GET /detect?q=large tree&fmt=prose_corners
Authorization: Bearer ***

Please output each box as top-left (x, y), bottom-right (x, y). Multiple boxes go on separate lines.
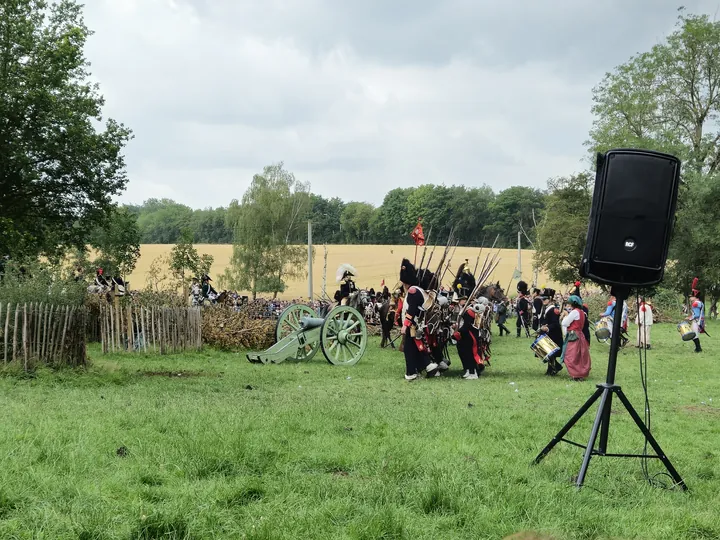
top-left (89, 206), bottom-right (141, 280)
top-left (586, 11), bottom-right (720, 296)
top-left (0, 0), bottom-right (132, 259)
top-left (484, 186), bottom-right (546, 248)
top-left (340, 202), bottom-right (375, 243)
top-left (222, 163), bottom-right (311, 299)
top-left (534, 173), bottom-right (593, 285)
top-left (136, 199), bottom-right (194, 243)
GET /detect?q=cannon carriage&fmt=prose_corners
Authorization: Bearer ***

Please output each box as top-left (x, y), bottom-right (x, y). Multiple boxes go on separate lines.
top-left (246, 304), bottom-right (368, 366)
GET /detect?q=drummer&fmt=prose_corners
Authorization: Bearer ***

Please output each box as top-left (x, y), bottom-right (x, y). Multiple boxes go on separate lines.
top-left (538, 288), bottom-right (563, 376)
top-left (688, 292), bottom-right (705, 353)
top-left (600, 296), bottom-right (629, 347)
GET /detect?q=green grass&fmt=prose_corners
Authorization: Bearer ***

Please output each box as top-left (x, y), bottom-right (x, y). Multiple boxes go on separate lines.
top-left (0, 322), bottom-right (718, 540)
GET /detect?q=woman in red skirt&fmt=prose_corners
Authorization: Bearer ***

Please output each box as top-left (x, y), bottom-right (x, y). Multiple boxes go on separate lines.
top-left (561, 295), bottom-right (592, 381)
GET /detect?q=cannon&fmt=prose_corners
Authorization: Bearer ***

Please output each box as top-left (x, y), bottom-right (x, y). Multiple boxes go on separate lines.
top-left (246, 304), bottom-right (368, 366)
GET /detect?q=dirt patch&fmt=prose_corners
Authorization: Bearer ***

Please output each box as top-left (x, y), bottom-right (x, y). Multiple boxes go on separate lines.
top-left (504, 532), bottom-right (556, 540)
top-left (138, 370), bottom-right (206, 378)
top-left (681, 405), bottom-right (720, 415)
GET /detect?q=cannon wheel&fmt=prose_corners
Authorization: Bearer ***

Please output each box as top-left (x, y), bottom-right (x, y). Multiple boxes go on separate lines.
top-left (275, 304), bottom-right (320, 361)
top-left (320, 306), bottom-right (367, 366)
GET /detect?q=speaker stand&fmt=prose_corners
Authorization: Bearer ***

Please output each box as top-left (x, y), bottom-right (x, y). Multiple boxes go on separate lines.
top-left (533, 286), bottom-right (687, 491)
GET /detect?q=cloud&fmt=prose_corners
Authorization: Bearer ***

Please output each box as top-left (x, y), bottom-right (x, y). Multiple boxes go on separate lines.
top-left (82, 0), bottom-right (720, 209)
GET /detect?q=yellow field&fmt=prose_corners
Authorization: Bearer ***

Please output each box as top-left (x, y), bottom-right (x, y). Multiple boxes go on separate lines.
top-left (128, 245), bottom-right (564, 300)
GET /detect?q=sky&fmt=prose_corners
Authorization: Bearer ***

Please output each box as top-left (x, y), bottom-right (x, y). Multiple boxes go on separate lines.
top-left (82, 0), bottom-right (720, 210)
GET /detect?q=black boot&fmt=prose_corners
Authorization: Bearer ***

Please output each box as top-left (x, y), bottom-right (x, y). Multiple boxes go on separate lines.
top-left (693, 338), bottom-right (702, 353)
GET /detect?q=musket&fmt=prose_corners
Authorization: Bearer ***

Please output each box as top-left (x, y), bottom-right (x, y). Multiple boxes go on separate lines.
top-left (440, 239), bottom-right (460, 285)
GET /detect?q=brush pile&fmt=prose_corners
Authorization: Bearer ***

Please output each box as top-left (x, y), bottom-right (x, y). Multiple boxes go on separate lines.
top-left (202, 305), bottom-right (275, 350)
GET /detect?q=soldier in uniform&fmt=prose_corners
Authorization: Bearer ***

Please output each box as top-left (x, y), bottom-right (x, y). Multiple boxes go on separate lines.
top-left (95, 268), bottom-right (109, 289)
top-left (452, 302), bottom-right (484, 380)
top-left (538, 288), bottom-right (563, 376)
top-left (201, 274), bottom-right (217, 302)
top-left (688, 287), bottom-right (705, 353)
top-left (336, 264), bottom-right (358, 305)
top-left (531, 288), bottom-right (543, 331)
top-left (515, 281), bottom-right (532, 337)
top-left (399, 258), bottom-right (439, 381)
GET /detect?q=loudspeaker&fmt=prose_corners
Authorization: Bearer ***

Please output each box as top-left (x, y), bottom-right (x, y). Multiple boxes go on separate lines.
top-left (580, 148), bottom-right (681, 287)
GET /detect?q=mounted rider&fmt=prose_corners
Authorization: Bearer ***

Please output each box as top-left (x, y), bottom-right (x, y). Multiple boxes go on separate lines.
top-left (335, 264), bottom-right (358, 306)
top-left (201, 274), bottom-right (217, 303)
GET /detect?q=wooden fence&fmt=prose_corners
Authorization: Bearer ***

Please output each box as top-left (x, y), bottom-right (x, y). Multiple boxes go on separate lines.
top-left (99, 304), bottom-right (202, 354)
top-left (0, 302), bottom-right (87, 369)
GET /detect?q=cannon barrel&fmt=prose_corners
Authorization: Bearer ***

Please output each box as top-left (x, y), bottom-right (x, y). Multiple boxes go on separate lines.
top-left (299, 316), bottom-right (325, 330)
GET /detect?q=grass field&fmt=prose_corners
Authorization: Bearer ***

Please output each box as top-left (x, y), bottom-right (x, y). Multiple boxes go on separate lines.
top-left (128, 245), bottom-right (561, 300)
top-left (1, 322), bottom-right (718, 539)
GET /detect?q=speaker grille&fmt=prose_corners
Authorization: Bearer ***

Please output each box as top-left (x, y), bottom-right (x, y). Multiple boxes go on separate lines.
top-left (581, 149), bottom-right (680, 287)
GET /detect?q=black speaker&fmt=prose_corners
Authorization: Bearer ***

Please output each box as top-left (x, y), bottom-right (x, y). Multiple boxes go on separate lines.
top-left (580, 148), bottom-right (681, 287)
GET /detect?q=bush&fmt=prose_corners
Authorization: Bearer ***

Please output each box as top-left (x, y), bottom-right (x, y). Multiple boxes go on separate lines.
top-left (0, 260), bottom-right (86, 305)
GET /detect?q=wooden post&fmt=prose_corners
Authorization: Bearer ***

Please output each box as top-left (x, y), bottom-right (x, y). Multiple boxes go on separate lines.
top-left (4, 303), bottom-right (10, 363)
top-left (151, 307), bottom-right (156, 352)
top-left (12, 304), bottom-right (19, 362)
top-left (23, 304), bottom-right (28, 371)
top-left (34, 303), bottom-right (41, 360)
top-left (142, 307), bottom-right (148, 353)
top-left (59, 306), bottom-right (70, 363)
top-left (126, 304), bottom-right (133, 352)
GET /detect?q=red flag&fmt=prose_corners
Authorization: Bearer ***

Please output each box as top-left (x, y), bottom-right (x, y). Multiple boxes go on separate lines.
top-left (381, 279), bottom-right (385, 287)
top-left (411, 219), bottom-right (425, 246)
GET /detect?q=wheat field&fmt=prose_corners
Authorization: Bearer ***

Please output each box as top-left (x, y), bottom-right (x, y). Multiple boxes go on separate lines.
top-left (130, 244), bottom-right (564, 299)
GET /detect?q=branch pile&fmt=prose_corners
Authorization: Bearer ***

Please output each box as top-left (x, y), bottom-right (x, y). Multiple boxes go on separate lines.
top-left (202, 305), bottom-right (275, 350)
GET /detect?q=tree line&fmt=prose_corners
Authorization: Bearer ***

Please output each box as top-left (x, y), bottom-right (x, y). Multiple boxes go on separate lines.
top-left (127, 183), bottom-right (546, 249)
top-left (3, 1), bottom-right (719, 303)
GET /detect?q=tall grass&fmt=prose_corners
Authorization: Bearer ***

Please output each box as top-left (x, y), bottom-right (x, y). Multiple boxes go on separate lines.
top-left (0, 323), bottom-right (717, 539)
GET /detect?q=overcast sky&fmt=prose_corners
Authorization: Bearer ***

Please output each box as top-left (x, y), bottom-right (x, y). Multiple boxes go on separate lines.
top-left (83, 0), bottom-right (720, 209)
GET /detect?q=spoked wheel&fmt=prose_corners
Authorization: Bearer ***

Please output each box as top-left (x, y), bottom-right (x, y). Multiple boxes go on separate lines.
top-left (320, 306), bottom-right (367, 366)
top-left (275, 304), bottom-right (320, 361)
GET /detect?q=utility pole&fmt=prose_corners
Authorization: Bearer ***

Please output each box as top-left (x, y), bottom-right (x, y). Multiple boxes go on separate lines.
top-left (517, 230), bottom-right (522, 277)
top-left (308, 220), bottom-right (313, 300)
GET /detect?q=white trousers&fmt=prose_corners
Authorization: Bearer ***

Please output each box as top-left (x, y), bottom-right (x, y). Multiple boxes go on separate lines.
top-left (636, 324), bottom-right (651, 347)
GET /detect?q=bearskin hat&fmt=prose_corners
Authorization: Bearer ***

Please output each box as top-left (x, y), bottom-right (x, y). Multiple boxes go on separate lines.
top-left (517, 280), bottom-right (529, 295)
top-left (418, 269), bottom-right (438, 291)
top-left (399, 258), bottom-right (418, 286)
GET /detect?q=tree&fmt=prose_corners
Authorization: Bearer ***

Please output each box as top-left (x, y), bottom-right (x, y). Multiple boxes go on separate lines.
top-left (665, 171), bottom-right (720, 301)
top-left (168, 229), bottom-right (214, 293)
top-left (372, 188), bottom-right (414, 244)
top-left (306, 194), bottom-right (345, 244)
top-left (534, 173), bottom-right (594, 284)
top-left (0, 0), bottom-right (132, 259)
top-left (340, 202), bottom-right (375, 243)
top-left (585, 11), bottom-right (720, 295)
top-left (587, 12), bottom-right (720, 174)
top-left (136, 199), bottom-right (194, 243)
top-left (222, 163), bottom-right (311, 299)
top-left (484, 186), bottom-right (546, 248)
top-left (89, 206), bottom-right (141, 279)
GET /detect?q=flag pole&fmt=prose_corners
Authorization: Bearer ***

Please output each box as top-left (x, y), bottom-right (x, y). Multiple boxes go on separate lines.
top-left (414, 244), bottom-right (418, 265)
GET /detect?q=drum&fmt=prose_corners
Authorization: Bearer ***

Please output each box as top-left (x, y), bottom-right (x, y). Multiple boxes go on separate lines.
top-left (595, 316), bottom-right (612, 340)
top-left (531, 334), bottom-right (560, 361)
top-left (677, 321), bottom-right (696, 341)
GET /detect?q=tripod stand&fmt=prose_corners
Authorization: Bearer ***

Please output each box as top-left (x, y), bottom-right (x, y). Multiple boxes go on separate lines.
top-left (533, 286), bottom-right (687, 491)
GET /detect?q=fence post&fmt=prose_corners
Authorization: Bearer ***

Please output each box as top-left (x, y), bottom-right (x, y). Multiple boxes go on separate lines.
top-left (3, 303), bottom-right (9, 363)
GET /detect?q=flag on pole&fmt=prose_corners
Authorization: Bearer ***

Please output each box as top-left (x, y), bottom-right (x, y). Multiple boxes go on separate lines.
top-left (411, 219), bottom-right (425, 246)
top-left (381, 279), bottom-right (385, 287)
